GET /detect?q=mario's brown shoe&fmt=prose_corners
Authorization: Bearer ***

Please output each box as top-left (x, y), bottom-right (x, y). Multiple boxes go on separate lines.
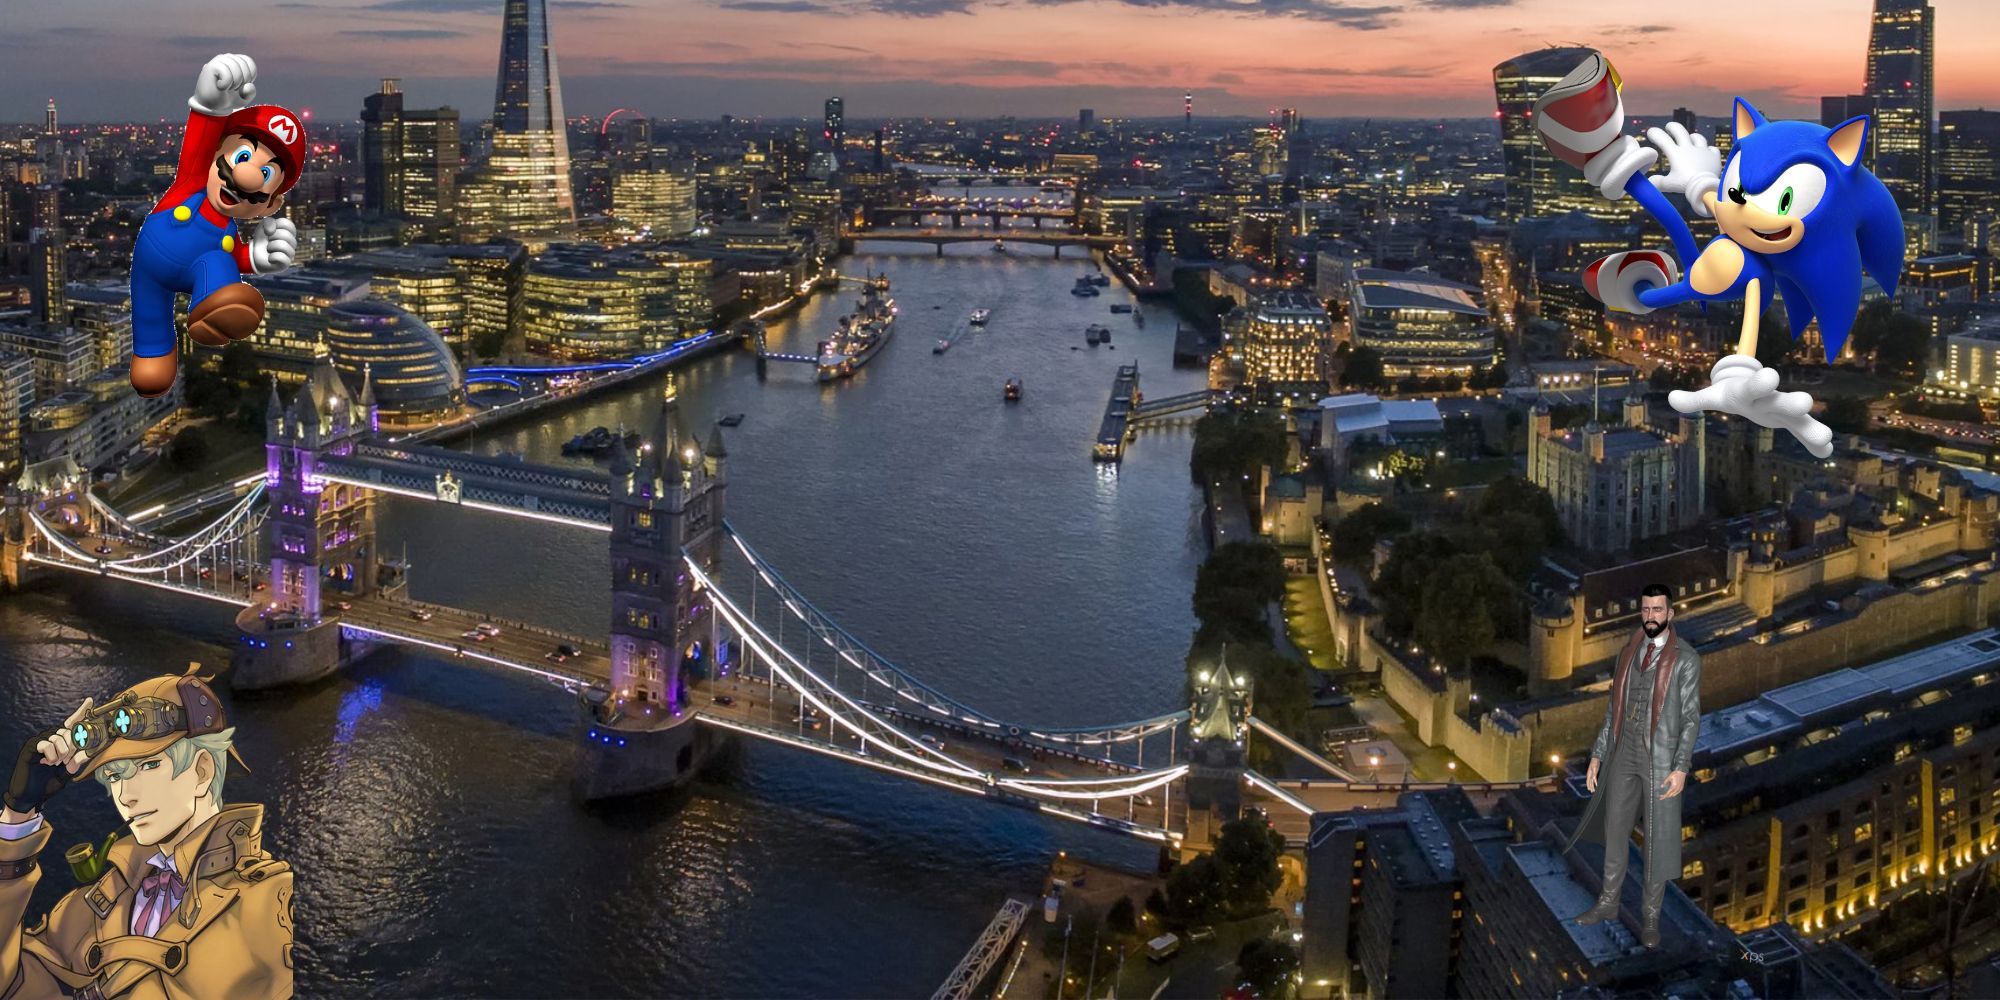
top-left (131, 353), bottom-right (178, 397)
top-left (189, 283), bottom-right (265, 345)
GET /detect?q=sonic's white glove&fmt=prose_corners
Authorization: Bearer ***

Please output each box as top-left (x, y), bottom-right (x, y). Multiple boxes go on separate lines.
top-left (191, 53), bottom-right (258, 116)
top-left (1645, 122), bottom-right (1722, 218)
top-left (249, 217), bottom-right (297, 274)
top-left (1670, 355), bottom-right (1833, 458)
top-left (1582, 135), bottom-right (1660, 201)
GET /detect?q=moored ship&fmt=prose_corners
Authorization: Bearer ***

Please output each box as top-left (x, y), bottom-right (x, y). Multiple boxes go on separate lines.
top-left (816, 274), bottom-right (896, 382)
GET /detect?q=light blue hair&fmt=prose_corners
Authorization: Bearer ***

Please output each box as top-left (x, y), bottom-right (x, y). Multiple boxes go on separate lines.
top-left (92, 728), bottom-right (235, 806)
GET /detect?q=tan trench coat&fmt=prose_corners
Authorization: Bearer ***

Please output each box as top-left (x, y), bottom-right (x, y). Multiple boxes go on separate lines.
top-left (0, 803), bottom-right (292, 999)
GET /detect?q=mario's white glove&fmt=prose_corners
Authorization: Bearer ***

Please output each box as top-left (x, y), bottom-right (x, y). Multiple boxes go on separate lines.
top-left (1670, 355), bottom-right (1833, 458)
top-left (191, 53), bottom-right (258, 116)
top-left (1645, 122), bottom-right (1723, 218)
top-left (249, 217), bottom-right (297, 274)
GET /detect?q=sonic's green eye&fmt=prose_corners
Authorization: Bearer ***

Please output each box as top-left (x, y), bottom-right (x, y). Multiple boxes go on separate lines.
top-left (1778, 187), bottom-right (1794, 215)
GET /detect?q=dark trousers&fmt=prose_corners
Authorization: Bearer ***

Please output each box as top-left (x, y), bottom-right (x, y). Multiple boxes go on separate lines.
top-left (1598, 735), bottom-right (1669, 914)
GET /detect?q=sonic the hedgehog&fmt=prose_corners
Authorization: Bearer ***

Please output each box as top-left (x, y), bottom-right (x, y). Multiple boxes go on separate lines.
top-left (1532, 51), bottom-right (1904, 459)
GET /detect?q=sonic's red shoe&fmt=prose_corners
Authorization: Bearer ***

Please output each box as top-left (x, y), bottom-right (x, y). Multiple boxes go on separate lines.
top-left (1534, 52), bottom-right (1624, 170)
top-left (1583, 251), bottom-right (1677, 314)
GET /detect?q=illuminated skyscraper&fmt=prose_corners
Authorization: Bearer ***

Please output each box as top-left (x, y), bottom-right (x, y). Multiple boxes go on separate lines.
top-left (823, 97), bottom-right (844, 157)
top-left (1493, 47), bottom-right (1623, 222)
top-left (43, 99), bottom-right (56, 137)
top-left (361, 80), bottom-right (461, 226)
top-left (1864, 0), bottom-right (1935, 215)
top-left (612, 167), bottom-right (698, 236)
top-left (29, 187), bottom-right (64, 328)
top-left (463, 0), bottom-right (575, 239)
top-left (1938, 110), bottom-right (2000, 241)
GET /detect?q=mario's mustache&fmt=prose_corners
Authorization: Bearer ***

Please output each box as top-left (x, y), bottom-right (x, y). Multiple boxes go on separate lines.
top-left (212, 155), bottom-right (272, 205)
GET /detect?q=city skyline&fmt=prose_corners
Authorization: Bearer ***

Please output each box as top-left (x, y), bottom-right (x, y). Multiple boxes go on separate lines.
top-left (7, 0), bottom-right (2000, 123)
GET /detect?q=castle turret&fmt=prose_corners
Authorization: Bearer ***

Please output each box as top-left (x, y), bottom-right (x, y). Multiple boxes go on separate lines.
top-left (1186, 646), bottom-right (1252, 831)
top-left (359, 362), bottom-right (379, 435)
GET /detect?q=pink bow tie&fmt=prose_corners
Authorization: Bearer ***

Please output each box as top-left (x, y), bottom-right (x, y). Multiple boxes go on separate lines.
top-left (141, 865), bottom-right (185, 898)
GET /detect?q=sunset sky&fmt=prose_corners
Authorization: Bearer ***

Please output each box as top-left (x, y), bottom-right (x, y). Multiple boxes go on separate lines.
top-left (5, 0), bottom-right (2000, 124)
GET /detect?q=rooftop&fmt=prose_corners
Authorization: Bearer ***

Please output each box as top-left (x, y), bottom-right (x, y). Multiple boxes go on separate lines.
top-left (1350, 267), bottom-right (1483, 315)
top-left (1695, 627), bottom-right (2000, 762)
top-left (1318, 394), bottom-right (1444, 437)
top-left (1577, 548), bottom-right (1730, 629)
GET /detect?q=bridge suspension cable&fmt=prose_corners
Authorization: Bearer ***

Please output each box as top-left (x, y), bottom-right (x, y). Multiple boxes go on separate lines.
top-left (721, 523), bottom-right (1187, 745)
top-left (26, 481), bottom-right (265, 579)
top-left (696, 544), bottom-right (1191, 803)
top-left (82, 482), bottom-right (265, 573)
top-left (87, 493), bottom-right (162, 544)
top-left (688, 553), bottom-right (990, 782)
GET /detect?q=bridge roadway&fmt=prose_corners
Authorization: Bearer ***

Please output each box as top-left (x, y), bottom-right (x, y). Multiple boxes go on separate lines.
top-left (330, 594), bottom-right (613, 688)
top-left (688, 673), bottom-right (1190, 835)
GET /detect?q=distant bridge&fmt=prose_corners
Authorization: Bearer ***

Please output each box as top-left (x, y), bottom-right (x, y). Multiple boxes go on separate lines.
top-left (846, 228), bottom-right (1119, 258)
top-left (866, 206), bottom-right (1077, 228)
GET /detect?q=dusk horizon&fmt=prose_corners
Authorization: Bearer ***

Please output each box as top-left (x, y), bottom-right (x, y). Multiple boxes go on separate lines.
top-left (7, 0), bottom-right (2000, 124)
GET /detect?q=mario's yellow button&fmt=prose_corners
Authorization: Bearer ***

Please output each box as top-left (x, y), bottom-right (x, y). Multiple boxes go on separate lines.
top-left (222, 235), bottom-right (235, 253)
top-left (173, 206), bottom-right (191, 222)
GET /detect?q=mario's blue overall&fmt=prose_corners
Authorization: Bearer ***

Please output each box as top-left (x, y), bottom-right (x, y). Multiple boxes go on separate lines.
top-left (132, 189), bottom-right (254, 360)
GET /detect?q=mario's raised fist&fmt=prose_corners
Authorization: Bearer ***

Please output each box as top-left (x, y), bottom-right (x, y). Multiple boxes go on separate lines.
top-left (192, 53), bottom-right (258, 116)
top-left (250, 217), bottom-right (297, 275)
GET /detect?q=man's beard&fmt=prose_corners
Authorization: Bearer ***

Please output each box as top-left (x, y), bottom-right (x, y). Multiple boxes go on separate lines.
top-left (1643, 620), bottom-right (1665, 638)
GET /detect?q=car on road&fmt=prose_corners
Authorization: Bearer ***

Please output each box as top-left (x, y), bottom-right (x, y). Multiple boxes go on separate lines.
top-left (333, 600), bottom-right (352, 611)
top-left (712, 695), bottom-right (735, 706)
top-left (1002, 756), bottom-right (1031, 774)
top-left (545, 651), bottom-right (569, 664)
top-left (94, 545), bottom-right (113, 555)
top-left (461, 630), bottom-right (487, 641)
top-left (556, 643), bottom-right (581, 657)
top-left (474, 623), bottom-right (501, 636)
top-left (919, 733), bottom-right (945, 750)
top-left (410, 609), bottom-right (434, 621)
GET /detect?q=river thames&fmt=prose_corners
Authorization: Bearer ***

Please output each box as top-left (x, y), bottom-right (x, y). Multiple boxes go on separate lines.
top-left (0, 231), bottom-right (1214, 997)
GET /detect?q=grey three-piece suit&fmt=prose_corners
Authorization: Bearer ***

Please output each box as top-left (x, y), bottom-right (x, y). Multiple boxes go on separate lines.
top-left (1564, 627), bottom-right (1702, 913)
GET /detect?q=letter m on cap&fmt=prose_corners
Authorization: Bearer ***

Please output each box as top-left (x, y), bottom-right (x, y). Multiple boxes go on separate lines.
top-left (268, 115), bottom-right (297, 145)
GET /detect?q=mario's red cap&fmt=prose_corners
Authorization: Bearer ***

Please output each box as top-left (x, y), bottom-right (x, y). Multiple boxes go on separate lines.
top-left (221, 104), bottom-right (306, 195)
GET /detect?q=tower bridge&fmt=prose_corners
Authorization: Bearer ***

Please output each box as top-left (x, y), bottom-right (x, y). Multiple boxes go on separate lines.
top-left (1, 349), bottom-right (1558, 851)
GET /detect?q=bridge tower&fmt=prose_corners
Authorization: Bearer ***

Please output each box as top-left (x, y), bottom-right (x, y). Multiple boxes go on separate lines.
top-left (575, 373), bottom-right (730, 801)
top-left (2, 456), bottom-right (93, 590)
top-left (233, 349), bottom-right (374, 690)
top-left (1184, 646), bottom-right (1252, 846)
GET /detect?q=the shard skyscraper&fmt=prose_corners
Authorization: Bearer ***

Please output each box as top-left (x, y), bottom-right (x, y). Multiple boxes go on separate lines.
top-left (461, 0), bottom-right (576, 239)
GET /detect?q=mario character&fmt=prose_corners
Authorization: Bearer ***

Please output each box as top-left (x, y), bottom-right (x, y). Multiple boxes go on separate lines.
top-left (0, 664), bottom-right (292, 999)
top-left (129, 53), bottom-right (304, 397)
top-left (1532, 52), bottom-right (1904, 459)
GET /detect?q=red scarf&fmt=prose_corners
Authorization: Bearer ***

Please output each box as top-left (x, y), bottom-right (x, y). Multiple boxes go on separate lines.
top-left (1606, 625), bottom-right (1677, 750)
